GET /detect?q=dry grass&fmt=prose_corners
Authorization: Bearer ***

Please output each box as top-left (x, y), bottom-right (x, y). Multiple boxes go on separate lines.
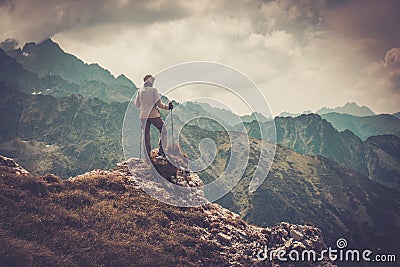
top-left (0, 171), bottom-right (228, 266)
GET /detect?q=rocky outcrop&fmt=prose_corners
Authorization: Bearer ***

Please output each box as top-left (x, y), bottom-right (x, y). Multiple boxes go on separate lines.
top-left (0, 155), bottom-right (333, 266)
top-left (0, 155), bottom-right (30, 176)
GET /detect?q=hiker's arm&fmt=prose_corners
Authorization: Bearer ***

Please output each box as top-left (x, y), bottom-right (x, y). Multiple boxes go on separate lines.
top-left (154, 89), bottom-right (168, 110)
top-left (134, 91), bottom-right (140, 108)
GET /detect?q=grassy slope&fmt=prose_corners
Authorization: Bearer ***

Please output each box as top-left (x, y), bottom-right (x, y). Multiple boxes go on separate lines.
top-left (0, 168), bottom-right (239, 266)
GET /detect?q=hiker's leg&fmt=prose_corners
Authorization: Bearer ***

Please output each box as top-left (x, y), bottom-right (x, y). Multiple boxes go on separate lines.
top-left (142, 119), bottom-right (151, 157)
top-left (149, 117), bottom-right (167, 155)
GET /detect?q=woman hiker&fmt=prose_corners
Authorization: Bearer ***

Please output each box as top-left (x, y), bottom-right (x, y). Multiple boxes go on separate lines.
top-left (135, 74), bottom-right (173, 159)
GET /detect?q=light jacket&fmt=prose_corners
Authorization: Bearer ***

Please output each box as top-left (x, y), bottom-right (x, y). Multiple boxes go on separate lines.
top-left (134, 86), bottom-right (168, 119)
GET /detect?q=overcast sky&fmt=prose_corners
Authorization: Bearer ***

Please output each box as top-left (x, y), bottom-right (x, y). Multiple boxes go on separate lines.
top-left (1, 0), bottom-right (399, 115)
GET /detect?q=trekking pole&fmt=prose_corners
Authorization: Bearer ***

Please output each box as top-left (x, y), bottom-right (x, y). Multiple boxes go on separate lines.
top-left (139, 126), bottom-right (142, 159)
top-left (169, 101), bottom-right (175, 152)
top-left (171, 108), bottom-right (175, 152)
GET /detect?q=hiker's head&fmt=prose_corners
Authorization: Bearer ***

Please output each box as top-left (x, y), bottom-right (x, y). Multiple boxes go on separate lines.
top-left (143, 74), bottom-right (155, 86)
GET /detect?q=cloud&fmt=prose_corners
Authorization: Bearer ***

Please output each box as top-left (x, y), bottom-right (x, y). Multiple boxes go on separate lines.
top-left (322, 0), bottom-right (400, 58)
top-left (258, 0), bottom-right (400, 59)
top-left (0, 0), bottom-right (14, 9)
top-left (385, 47), bottom-right (400, 68)
top-left (54, 9), bottom-right (373, 115)
top-left (1, 0), bottom-right (399, 115)
top-left (0, 37), bottom-right (18, 50)
top-left (384, 47), bottom-right (400, 89)
top-left (0, 0), bottom-right (190, 44)
top-left (349, 47), bottom-right (400, 114)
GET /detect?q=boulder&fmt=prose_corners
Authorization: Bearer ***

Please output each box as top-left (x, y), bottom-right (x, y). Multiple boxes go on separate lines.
top-left (290, 229), bottom-right (304, 241)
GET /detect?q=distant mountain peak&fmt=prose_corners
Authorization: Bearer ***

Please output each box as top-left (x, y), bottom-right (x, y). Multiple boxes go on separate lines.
top-left (342, 101), bottom-right (367, 110)
top-left (21, 38), bottom-right (63, 56)
top-left (316, 102), bottom-right (375, 117)
top-left (3, 38), bottom-right (136, 102)
top-left (39, 38), bottom-right (59, 47)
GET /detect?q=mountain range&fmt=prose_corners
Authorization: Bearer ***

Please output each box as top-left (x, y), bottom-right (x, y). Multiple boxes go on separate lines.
top-left (2, 39), bottom-right (136, 103)
top-left (186, 101), bottom-right (270, 127)
top-left (0, 81), bottom-right (127, 177)
top-left (2, 39), bottom-right (399, 141)
top-left (1, 39), bottom-right (399, 190)
top-left (278, 103), bottom-right (400, 141)
top-left (279, 102), bottom-right (376, 118)
top-left (178, 123), bottom-right (400, 251)
top-left (1, 38), bottom-right (399, 262)
top-left (320, 112), bottom-right (400, 141)
top-left (242, 114), bottom-right (400, 191)
top-left (316, 102), bottom-right (375, 117)
top-left (3, 81), bottom-right (398, 191)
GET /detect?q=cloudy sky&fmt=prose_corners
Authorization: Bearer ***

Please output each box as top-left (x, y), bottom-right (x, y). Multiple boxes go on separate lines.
top-left (1, 0), bottom-right (399, 115)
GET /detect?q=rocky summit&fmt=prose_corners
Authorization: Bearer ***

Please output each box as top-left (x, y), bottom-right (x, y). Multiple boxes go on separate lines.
top-left (0, 155), bottom-right (334, 266)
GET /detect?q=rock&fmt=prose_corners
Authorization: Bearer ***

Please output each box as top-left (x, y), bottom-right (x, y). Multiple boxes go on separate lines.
top-left (217, 232), bottom-right (232, 245)
top-left (261, 227), bottom-right (271, 235)
top-left (292, 241), bottom-right (306, 251)
top-left (0, 155), bottom-right (30, 175)
top-left (270, 231), bottom-right (281, 244)
top-left (302, 239), bottom-right (313, 249)
top-left (280, 222), bottom-right (290, 229)
top-left (42, 173), bottom-right (59, 183)
top-left (284, 238), bottom-right (293, 248)
top-left (278, 228), bottom-right (288, 237)
top-left (150, 151), bottom-right (177, 180)
top-left (290, 229), bottom-right (304, 241)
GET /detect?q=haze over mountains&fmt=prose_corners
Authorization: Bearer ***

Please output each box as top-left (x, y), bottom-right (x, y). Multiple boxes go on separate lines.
top-left (280, 102), bottom-right (376, 118)
top-left (0, 38), bottom-right (399, 261)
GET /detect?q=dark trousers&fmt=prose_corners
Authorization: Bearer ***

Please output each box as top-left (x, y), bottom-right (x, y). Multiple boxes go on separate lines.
top-left (141, 117), bottom-right (167, 157)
